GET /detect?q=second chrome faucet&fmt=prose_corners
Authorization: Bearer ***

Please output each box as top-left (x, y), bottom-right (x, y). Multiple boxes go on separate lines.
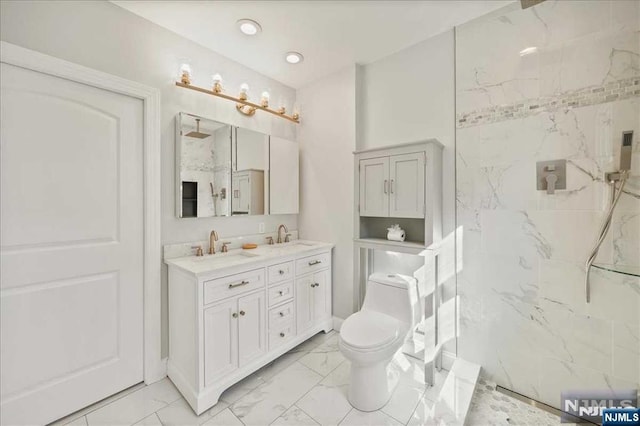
top-left (209, 230), bottom-right (219, 254)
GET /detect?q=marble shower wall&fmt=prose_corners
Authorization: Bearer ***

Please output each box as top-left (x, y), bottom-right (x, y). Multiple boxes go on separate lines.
top-left (455, 0), bottom-right (640, 408)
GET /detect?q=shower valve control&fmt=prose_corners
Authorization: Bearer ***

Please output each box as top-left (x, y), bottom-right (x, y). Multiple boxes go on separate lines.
top-left (536, 159), bottom-right (566, 195)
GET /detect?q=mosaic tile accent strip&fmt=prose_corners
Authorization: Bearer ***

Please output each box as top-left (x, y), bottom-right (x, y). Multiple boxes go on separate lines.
top-left (457, 76), bottom-right (640, 128)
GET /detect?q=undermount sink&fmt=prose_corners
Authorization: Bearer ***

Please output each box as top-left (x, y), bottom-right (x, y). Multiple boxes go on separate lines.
top-left (268, 241), bottom-right (317, 249)
top-left (188, 250), bottom-right (260, 264)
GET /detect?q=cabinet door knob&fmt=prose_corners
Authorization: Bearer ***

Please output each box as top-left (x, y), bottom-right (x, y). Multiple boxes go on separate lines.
top-left (280, 332), bottom-right (285, 337)
top-left (239, 310), bottom-right (246, 316)
top-left (232, 312), bottom-right (238, 318)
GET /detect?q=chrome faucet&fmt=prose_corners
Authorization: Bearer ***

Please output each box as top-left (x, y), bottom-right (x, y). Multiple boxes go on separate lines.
top-left (209, 230), bottom-right (219, 254)
top-left (277, 224), bottom-right (288, 244)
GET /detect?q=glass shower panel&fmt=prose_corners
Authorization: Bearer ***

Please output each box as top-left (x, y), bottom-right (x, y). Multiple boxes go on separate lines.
top-left (455, 0), bottom-right (640, 409)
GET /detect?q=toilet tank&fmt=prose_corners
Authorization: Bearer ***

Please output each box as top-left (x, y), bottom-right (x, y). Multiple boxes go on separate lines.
top-left (362, 273), bottom-right (419, 326)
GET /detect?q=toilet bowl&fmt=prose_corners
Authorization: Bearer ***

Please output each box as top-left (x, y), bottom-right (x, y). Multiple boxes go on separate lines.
top-left (339, 273), bottom-right (419, 411)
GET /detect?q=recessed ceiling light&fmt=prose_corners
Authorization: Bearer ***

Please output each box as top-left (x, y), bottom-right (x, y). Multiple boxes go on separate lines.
top-left (285, 52), bottom-right (304, 64)
top-left (237, 19), bottom-right (261, 36)
top-left (519, 46), bottom-right (538, 56)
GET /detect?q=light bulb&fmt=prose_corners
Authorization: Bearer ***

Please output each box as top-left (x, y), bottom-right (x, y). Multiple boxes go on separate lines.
top-left (179, 63), bottom-right (192, 84)
top-left (212, 73), bottom-right (223, 92)
top-left (239, 83), bottom-right (250, 100)
top-left (292, 102), bottom-right (300, 121)
top-left (260, 91), bottom-right (270, 107)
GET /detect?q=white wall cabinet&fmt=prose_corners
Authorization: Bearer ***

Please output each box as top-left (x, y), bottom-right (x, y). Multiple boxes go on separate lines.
top-left (359, 152), bottom-right (425, 218)
top-left (167, 245), bottom-right (333, 415)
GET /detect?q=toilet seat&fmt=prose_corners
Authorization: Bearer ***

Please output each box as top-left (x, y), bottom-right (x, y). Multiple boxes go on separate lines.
top-left (340, 311), bottom-right (401, 351)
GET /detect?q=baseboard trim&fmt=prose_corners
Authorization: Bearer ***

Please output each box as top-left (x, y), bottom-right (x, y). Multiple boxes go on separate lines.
top-left (441, 350), bottom-right (456, 371)
top-left (332, 316), bottom-right (344, 331)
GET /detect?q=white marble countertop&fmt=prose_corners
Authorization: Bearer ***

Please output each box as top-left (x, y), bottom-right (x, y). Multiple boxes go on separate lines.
top-left (165, 240), bottom-right (334, 278)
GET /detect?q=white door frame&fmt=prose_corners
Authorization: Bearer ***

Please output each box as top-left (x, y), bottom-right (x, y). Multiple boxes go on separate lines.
top-left (0, 41), bottom-right (165, 384)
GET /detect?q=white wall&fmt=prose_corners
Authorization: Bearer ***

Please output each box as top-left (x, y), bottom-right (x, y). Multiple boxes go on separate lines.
top-left (0, 0), bottom-right (298, 356)
top-left (358, 30), bottom-right (455, 238)
top-left (297, 66), bottom-right (357, 320)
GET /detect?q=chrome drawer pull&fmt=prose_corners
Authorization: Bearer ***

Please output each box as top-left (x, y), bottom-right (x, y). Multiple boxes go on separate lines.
top-left (308, 260), bottom-right (322, 266)
top-left (310, 283), bottom-right (319, 288)
top-left (228, 280), bottom-right (249, 289)
top-left (280, 332), bottom-right (285, 337)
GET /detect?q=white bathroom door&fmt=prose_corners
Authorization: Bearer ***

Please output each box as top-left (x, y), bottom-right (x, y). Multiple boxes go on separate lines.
top-left (0, 62), bottom-right (144, 425)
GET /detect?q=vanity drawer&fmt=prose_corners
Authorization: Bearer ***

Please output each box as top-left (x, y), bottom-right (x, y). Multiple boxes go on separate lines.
top-left (203, 268), bottom-right (265, 305)
top-left (269, 301), bottom-right (295, 329)
top-left (296, 252), bottom-right (331, 276)
top-left (268, 281), bottom-right (293, 307)
top-left (269, 322), bottom-right (295, 350)
top-left (267, 261), bottom-right (294, 284)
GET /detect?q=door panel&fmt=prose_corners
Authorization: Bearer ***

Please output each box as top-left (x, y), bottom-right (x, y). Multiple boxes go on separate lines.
top-left (359, 157), bottom-right (389, 217)
top-left (238, 291), bottom-right (266, 367)
top-left (296, 275), bottom-right (314, 332)
top-left (389, 153), bottom-right (425, 218)
top-left (204, 300), bottom-right (238, 386)
top-left (0, 62), bottom-right (144, 425)
top-left (312, 270), bottom-right (331, 321)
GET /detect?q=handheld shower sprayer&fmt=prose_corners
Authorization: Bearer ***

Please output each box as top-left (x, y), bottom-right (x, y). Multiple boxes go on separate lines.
top-left (585, 131), bottom-right (634, 303)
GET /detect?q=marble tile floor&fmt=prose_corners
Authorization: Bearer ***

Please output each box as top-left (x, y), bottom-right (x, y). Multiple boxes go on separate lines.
top-left (52, 331), bottom-right (561, 426)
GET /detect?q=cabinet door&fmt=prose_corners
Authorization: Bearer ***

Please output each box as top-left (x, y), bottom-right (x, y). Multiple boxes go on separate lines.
top-left (359, 157), bottom-right (389, 217)
top-left (204, 300), bottom-right (238, 386)
top-left (238, 291), bottom-right (266, 367)
top-left (312, 269), bottom-right (331, 321)
top-left (389, 152), bottom-right (425, 218)
top-left (296, 275), bottom-right (315, 333)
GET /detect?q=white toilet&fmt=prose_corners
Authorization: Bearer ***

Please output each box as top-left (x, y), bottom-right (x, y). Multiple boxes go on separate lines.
top-left (339, 272), bottom-right (420, 412)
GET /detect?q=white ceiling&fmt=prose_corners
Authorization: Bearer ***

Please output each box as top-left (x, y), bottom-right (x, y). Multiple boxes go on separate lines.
top-left (113, 1), bottom-right (512, 88)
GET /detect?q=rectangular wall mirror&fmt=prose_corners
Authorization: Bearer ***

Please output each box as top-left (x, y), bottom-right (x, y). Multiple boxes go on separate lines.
top-left (176, 112), bottom-right (299, 218)
top-left (176, 113), bottom-right (232, 218)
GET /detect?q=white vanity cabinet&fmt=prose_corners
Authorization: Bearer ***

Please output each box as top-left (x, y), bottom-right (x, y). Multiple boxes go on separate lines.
top-left (166, 243), bottom-right (333, 415)
top-left (359, 152), bottom-right (425, 218)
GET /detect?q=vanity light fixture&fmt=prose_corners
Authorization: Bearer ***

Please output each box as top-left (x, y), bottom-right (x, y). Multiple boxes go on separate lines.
top-left (174, 65), bottom-right (300, 123)
top-left (285, 52), bottom-right (304, 64)
top-left (237, 19), bottom-right (262, 36)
